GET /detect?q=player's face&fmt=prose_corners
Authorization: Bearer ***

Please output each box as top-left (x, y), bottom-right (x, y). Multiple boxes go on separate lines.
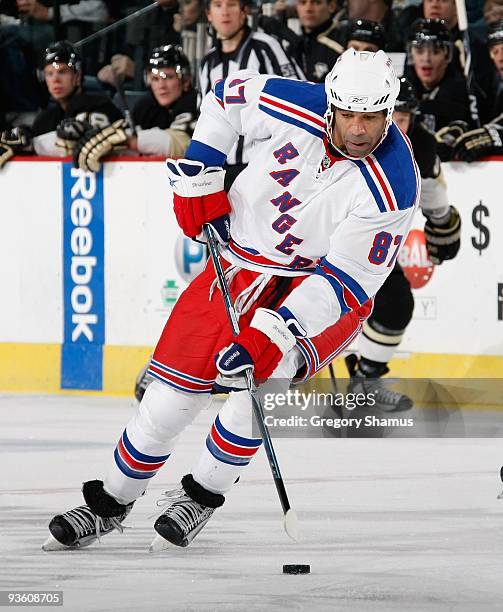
top-left (296, 0), bottom-right (335, 31)
top-left (44, 64), bottom-right (79, 102)
top-left (411, 44), bottom-right (449, 88)
top-left (393, 110), bottom-right (412, 134)
top-left (423, 0), bottom-right (457, 29)
top-left (207, 0), bottom-right (247, 38)
top-left (332, 109), bottom-right (387, 158)
top-left (489, 43), bottom-right (503, 78)
top-left (148, 68), bottom-right (184, 107)
top-left (347, 39), bottom-right (379, 52)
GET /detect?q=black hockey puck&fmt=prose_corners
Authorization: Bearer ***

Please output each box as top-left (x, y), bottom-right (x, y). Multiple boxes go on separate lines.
top-left (283, 564), bottom-right (310, 575)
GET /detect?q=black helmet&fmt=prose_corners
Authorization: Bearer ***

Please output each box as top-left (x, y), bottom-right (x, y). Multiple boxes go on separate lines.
top-left (394, 77), bottom-right (419, 113)
top-left (146, 45), bottom-right (191, 77)
top-left (487, 19), bottom-right (503, 48)
top-left (43, 40), bottom-right (82, 73)
top-left (347, 19), bottom-right (387, 50)
top-left (408, 18), bottom-right (452, 61)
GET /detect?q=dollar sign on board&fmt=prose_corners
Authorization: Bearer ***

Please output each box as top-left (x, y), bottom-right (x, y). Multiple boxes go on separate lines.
top-left (471, 201), bottom-right (490, 254)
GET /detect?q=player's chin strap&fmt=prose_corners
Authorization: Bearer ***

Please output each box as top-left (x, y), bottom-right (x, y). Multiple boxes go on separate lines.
top-left (204, 224), bottom-right (299, 542)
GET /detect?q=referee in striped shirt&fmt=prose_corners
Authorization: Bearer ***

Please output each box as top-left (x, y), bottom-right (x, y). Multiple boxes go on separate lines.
top-left (200, 0), bottom-right (305, 187)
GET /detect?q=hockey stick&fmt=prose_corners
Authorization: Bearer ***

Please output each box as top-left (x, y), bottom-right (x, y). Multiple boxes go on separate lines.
top-left (328, 362), bottom-right (343, 418)
top-left (454, 0), bottom-right (481, 127)
top-left (111, 68), bottom-right (137, 136)
top-left (74, 2), bottom-right (159, 49)
top-left (204, 224), bottom-right (299, 541)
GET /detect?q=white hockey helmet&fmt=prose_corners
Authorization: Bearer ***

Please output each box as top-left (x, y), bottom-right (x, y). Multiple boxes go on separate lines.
top-left (324, 49), bottom-right (400, 156)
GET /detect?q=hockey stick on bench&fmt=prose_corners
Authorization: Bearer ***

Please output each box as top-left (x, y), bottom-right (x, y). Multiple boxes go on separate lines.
top-left (204, 224), bottom-right (299, 541)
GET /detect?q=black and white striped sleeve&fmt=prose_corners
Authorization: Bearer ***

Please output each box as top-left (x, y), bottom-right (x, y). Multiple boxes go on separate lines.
top-left (249, 32), bottom-right (305, 80)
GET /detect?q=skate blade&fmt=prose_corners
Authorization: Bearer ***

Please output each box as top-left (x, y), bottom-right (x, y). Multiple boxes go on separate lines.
top-left (284, 509), bottom-right (299, 542)
top-left (42, 534), bottom-right (73, 552)
top-left (149, 535), bottom-right (172, 553)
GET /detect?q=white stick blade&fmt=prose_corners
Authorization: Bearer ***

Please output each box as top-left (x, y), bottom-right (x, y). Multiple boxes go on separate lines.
top-left (284, 509), bottom-right (300, 542)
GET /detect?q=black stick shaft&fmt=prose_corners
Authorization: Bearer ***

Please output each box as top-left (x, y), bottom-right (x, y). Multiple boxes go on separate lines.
top-left (204, 225), bottom-right (292, 515)
top-left (74, 2), bottom-right (159, 48)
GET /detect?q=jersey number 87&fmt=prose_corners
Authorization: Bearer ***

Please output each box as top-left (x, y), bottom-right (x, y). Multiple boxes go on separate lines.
top-left (368, 231), bottom-right (403, 267)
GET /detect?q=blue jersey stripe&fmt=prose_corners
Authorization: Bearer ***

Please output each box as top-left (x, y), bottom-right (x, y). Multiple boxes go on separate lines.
top-left (262, 78), bottom-right (327, 118)
top-left (258, 104), bottom-right (324, 139)
top-left (114, 449), bottom-right (158, 479)
top-left (148, 370), bottom-right (211, 394)
top-left (122, 429), bottom-right (170, 463)
top-left (214, 415), bottom-right (262, 448)
top-left (353, 159), bottom-right (387, 213)
top-left (372, 124), bottom-right (417, 211)
top-left (314, 267), bottom-right (351, 316)
top-left (186, 139), bottom-right (227, 167)
top-left (150, 359), bottom-right (215, 384)
top-left (320, 258), bottom-right (369, 305)
top-left (213, 78), bottom-right (225, 105)
top-left (206, 436), bottom-right (252, 466)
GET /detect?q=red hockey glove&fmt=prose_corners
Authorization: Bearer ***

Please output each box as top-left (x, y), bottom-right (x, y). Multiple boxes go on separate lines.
top-left (216, 307), bottom-right (306, 383)
top-left (166, 158), bottom-right (231, 244)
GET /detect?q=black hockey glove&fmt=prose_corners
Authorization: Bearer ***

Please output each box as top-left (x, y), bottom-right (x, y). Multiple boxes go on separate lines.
top-left (74, 119), bottom-right (128, 173)
top-left (56, 118), bottom-right (92, 154)
top-left (435, 121), bottom-right (470, 162)
top-left (0, 126), bottom-right (31, 168)
top-left (424, 205), bottom-right (461, 264)
top-left (453, 121), bottom-right (503, 162)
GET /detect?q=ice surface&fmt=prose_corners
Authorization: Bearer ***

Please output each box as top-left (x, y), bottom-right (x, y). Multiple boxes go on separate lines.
top-left (1, 394), bottom-right (502, 612)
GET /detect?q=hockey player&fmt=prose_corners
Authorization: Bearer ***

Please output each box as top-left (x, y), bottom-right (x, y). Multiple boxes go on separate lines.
top-left (43, 49), bottom-right (419, 552)
top-left (346, 76), bottom-right (461, 411)
top-left (128, 45), bottom-right (198, 158)
top-left (31, 41), bottom-right (128, 172)
top-left (451, 20), bottom-right (503, 161)
top-left (404, 19), bottom-right (471, 134)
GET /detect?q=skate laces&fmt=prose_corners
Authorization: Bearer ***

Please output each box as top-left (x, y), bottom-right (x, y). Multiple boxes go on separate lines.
top-left (61, 505), bottom-right (127, 543)
top-left (154, 489), bottom-right (213, 534)
top-left (363, 377), bottom-right (405, 405)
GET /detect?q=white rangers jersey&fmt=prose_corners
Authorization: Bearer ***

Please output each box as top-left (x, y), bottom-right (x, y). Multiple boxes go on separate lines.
top-left (185, 72), bottom-right (420, 337)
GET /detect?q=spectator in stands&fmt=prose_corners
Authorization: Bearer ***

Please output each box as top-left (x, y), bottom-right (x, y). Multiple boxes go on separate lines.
top-left (31, 40), bottom-right (127, 172)
top-left (292, 0), bottom-right (342, 82)
top-left (343, 0), bottom-right (403, 50)
top-left (2, 0), bottom-right (108, 53)
top-left (404, 18), bottom-right (471, 135)
top-left (173, 0), bottom-right (202, 32)
top-left (484, 0), bottom-right (503, 24)
top-left (398, 0), bottom-right (492, 81)
top-left (128, 45), bottom-right (198, 157)
top-left (451, 19), bottom-right (503, 160)
top-left (345, 18), bottom-right (387, 51)
top-left (97, 0), bottom-right (181, 91)
top-left (0, 24), bottom-right (43, 113)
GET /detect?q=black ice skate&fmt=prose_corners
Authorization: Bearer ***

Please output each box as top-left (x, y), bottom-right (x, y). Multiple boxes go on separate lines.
top-left (150, 474), bottom-right (224, 552)
top-left (42, 480), bottom-right (133, 551)
top-left (345, 354), bottom-right (413, 413)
